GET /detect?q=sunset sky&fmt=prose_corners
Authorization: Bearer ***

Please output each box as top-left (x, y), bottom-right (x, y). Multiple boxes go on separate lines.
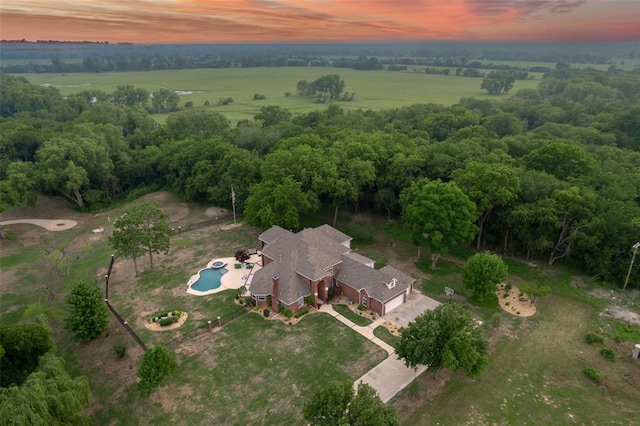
top-left (1, 0), bottom-right (638, 44)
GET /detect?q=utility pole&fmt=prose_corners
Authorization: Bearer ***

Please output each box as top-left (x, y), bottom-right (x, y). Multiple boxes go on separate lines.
top-left (622, 242), bottom-right (640, 292)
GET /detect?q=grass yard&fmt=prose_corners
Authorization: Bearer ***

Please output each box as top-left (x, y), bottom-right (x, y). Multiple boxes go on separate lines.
top-left (0, 192), bottom-right (388, 425)
top-left (373, 326), bottom-right (401, 348)
top-left (395, 291), bottom-right (640, 425)
top-left (333, 304), bottom-right (374, 327)
top-left (17, 67), bottom-right (540, 123)
top-left (89, 313), bottom-right (386, 425)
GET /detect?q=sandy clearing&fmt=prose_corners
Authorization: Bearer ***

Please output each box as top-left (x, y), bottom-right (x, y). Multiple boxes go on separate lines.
top-left (0, 219), bottom-right (78, 231)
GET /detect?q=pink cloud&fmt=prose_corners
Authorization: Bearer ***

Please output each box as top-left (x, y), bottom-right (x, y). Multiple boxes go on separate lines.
top-left (0, 0), bottom-right (637, 42)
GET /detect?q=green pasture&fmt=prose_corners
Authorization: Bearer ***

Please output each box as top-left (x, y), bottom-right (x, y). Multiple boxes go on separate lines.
top-left (18, 67), bottom-right (540, 122)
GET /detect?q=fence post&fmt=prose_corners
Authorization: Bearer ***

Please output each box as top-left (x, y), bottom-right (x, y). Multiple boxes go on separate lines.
top-left (208, 320), bottom-right (212, 332)
top-left (217, 316), bottom-right (222, 327)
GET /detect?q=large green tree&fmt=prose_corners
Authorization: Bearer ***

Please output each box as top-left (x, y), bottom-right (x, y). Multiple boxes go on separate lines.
top-left (396, 303), bottom-right (489, 378)
top-left (137, 346), bottom-right (178, 398)
top-left (0, 353), bottom-right (90, 425)
top-left (462, 252), bottom-right (508, 300)
top-left (481, 71), bottom-right (516, 95)
top-left (400, 179), bottom-right (478, 269)
top-left (254, 105), bottom-right (292, 127)
top-left (302, 381), bottom-right (397, 426)
top-left (65, 280), bottom-right (110, 343)
top-left (35, 135), bottom-right (115, 208)
top-left (453, 162), bottom-right (520, 250)
top-left (110, 202), bottom-right (171, 275)
top-left (243, 177), bottom-right (319, 230)
top-left (0, 323), bottom-right (54, 387)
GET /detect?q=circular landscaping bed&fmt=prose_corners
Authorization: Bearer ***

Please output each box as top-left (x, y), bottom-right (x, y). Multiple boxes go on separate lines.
top-left (145, 309), bottom-right (189, 331)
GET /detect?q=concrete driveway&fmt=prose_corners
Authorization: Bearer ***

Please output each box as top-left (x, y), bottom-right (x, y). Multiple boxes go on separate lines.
top-left (384, 292), bottom-right (440, 328)
top-left (354, 356), bottom-right (426, 403)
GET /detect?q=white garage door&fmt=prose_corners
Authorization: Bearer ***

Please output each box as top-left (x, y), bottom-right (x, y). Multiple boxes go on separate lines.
top-left (384, 294), bottom-right (404, 314)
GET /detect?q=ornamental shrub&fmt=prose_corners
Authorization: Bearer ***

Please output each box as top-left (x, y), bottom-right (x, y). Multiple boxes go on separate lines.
top-left (583, 366), bottom-right (602, 383)
top-left (284, 308), bottom-right (293, 319)
top-left (263, 309), bottom-right (270, 318)
top-left (138, 346), bottom-right (178, 398)
top-left (600, 347), bottom-right (616, 362)
top-left (65, 280), bottom-right (109, 342)
top-left (294, 308), bottom-right (310, 318)
top-left (114, 343), bottom-right (127, 359)
top-left (304, 295), bottom-right (315, 305)
top-left (585, 333), bottom-right (604, 344)
top-left (159, 317), bottom-right (175, 327)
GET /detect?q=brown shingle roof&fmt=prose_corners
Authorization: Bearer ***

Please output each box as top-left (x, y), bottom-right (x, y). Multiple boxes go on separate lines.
top-left (263, 229), bottom-right (348, 281)
top-left (336, 255), bottom-right (414, 302)
top-left (301, 224), bottom-right (352, 246)
top-left (258, 225), bottom-right (293, 245)
top-left (249, 250), bottom-right (311, 304)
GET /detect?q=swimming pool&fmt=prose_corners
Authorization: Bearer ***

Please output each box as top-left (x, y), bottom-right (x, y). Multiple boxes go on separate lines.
top-left (190, 268), bottom-right (228, 292)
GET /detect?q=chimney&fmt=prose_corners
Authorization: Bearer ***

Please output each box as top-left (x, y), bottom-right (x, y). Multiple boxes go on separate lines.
top-left (272, 276), bottom-right (280, 312)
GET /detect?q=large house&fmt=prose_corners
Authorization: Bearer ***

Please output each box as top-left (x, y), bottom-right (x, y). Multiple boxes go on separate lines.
top-left (248, 224), bottom-right (415, 316)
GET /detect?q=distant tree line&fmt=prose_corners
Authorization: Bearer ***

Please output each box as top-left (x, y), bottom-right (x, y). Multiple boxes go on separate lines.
top-left (2, 40), bottom-right (633, 75)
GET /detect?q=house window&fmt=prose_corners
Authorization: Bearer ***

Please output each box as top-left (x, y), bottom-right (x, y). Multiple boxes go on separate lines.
top-left (297, 297), bottom-right (304, 308)
top-left (257, 296), bottom-right (266, 301)
top-left (362, 295), bottom-right (368, 307)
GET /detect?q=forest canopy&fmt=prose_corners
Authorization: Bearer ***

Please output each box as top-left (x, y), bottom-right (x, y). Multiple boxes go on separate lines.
top-left (1, 63), bottom-right (639, 287)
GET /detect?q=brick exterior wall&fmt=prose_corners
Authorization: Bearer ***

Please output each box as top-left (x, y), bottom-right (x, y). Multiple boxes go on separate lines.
top-left (336, 280), bottom-right (359, 304)
top-left (369, 298), bottom-right (383, 316)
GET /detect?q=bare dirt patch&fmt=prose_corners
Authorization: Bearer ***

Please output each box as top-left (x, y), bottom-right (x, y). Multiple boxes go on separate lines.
top-left (497, 284), bottom-right (536, 317)
top-left (588, 288), bottom-right (640, 326)
top-left (205, 207), bottom-right (230, 217)
top-left (221, 223), bottom-right (243, 231)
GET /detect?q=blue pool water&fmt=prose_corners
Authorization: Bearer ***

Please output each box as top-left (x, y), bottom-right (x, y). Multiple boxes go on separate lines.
top-left (191, 268), bottom-right (228, 292)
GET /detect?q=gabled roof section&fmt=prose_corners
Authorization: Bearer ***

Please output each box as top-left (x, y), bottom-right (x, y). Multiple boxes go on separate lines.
top-left (262, 226), bottom-right (349, 281)
top-left (249, 249), bottom-right (310, 304)
top-left (344, 251), bottom-right (375, 266)
top-left (303, 224), bottom-right (352, 246)
top-left (379, 265), bottom-right (415, 289)
top-left (258, 225), bottom-right (293, 245)
top-left (336, 255), bottom-right (413, 303)
top-left (249, 262), bottom-right (275, 296)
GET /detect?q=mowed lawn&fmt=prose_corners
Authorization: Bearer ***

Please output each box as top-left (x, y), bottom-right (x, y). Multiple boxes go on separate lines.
top-left (19, 67), bottom-right (540, 122)
top-left (395, 290), bottom-right (640, 425)
top-left (91, 312), bottom-right (386, 426)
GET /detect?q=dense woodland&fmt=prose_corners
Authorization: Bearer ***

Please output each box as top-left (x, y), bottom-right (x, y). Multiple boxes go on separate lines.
top-left (1, 64), bottom-right (639, 288)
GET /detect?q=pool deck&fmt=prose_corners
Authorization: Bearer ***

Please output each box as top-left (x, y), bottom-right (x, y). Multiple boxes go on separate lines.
top-left (186, 253), bottom-right (262, 296)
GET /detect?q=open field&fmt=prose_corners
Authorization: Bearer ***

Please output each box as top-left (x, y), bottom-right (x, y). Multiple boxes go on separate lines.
top-left (17, 67), bottom-right (540, 122)
top-left (1, 194), bottom-right (639, 425)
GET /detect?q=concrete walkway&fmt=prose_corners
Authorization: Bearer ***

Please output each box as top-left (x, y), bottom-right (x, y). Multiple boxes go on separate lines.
top-left (319, 304), bottom-right (425, 402)
top-left (319, 304), bottom-right (395, 354)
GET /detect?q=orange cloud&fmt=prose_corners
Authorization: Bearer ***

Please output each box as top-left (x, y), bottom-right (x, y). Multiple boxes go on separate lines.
top-left (0, 0), bottom-right (637, 43)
